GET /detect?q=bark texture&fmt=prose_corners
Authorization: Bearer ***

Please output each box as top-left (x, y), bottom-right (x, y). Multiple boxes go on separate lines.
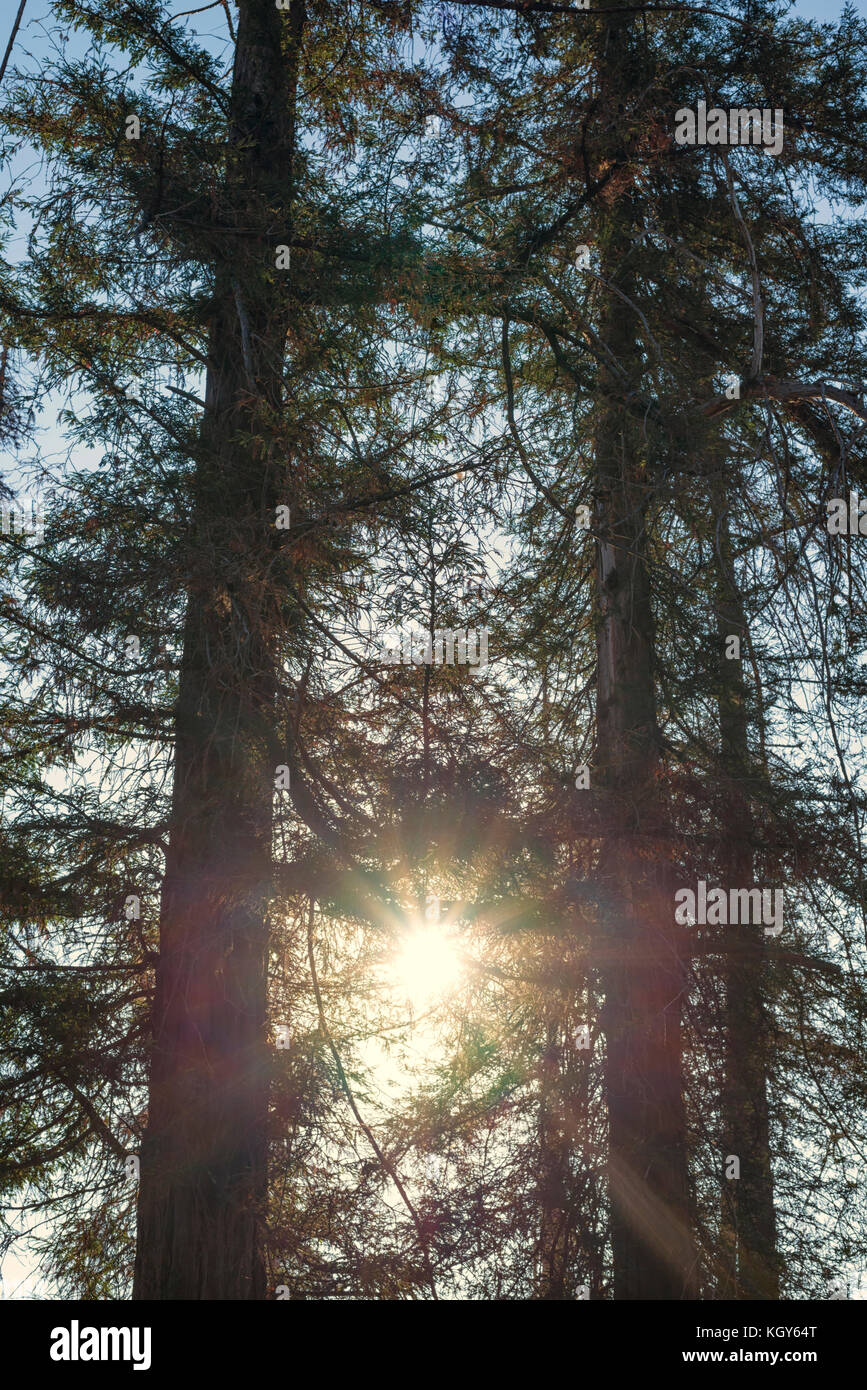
top-left (133, 0), bottom-right (304, 1300)
top-left (592, 24), bottom-right (697, 1284)
top-left (712, 497), bottom-right (780, 1300)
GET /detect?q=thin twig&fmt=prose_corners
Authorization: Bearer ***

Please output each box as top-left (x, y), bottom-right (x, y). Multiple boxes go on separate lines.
top-left (0, 0), bottom-right (26, 84)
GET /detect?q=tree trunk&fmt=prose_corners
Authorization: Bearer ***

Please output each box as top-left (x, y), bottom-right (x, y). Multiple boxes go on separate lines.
top-left (593, 197), bottom-right (697, 1297)
top-left (711, 495), bottom-right (780, 1300)
top-left (536, 1020), bottom-right (570, 1299)
top-left (133, 0), bottom-right (304, 1300)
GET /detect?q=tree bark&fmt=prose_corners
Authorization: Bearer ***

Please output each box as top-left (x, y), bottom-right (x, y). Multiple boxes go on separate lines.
top-left (592, 164), bottom-right (697, 1297)
top-left (536, 1019), bottom-right (570, 1299)
top-left (711, 494), bottom-right (780, 1300)
top-left (133, 0), bottom-right (305, 1300)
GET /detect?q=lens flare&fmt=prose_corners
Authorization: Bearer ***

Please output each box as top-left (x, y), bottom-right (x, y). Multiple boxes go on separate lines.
top-left (391, 922), bottom-right (463, 1006)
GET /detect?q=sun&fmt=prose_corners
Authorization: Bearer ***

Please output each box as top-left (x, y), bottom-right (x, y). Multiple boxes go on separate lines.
top-left (391, 921), bottom-right (464, 1008)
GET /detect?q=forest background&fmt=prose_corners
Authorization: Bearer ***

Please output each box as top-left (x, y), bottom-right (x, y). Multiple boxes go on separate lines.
top-left (1, 0), bottom-right (866, 1302)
